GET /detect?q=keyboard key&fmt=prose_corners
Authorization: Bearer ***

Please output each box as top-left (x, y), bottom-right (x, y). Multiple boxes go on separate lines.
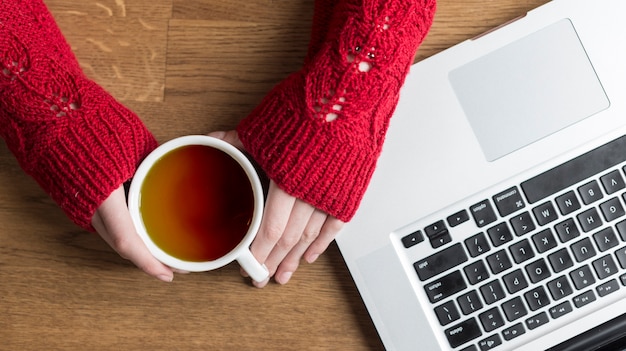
top-left (577, 208), bottom-right (603, 233)
top-left (509, 239), bottom-right (535, 264)
top-left (460, 346), bottom-right (478, 351)
top-left (456, 290), bottom-right (483, 315)
top-left (458, 290), bottom-right (484, 315)
top-left (480, 280), bottom-right (506, 305)
top-left (573, 290), bottom-right (596, 308)
top-left (487, 222), bottom-right (513, 247)
top-left (571, 238), bottom-right (597, 262)
top-left (525, 312), bottom-right (549, 330)
top-left (525, 258), bottom-right (551, 283)
top-left (532, 201), bottom-right (558, 226)
top-left (548, 248), bottom-right (573, 273)
top-left (425, 220), bottom-right (447, 237)
top-left (592, 254), bottom-right (619, 279)
top-left (525, 286), bottom-right (550, 311)
top-left (501, 296), bottom-right (528, 322)
top-left (593, 227), bottom-right (619, 252)
top-left (615, 246), bottom-right (626, 269)
top-left (510, 212), bottom-right (536, 236)
top-left (617, 220), bottom-right (626, 241)
top-left (493, 186), bottom-right (525, 217)
top-left (547, 276), bottom-right (573, 301)
top-left (401, 230), bottom-right (423, 248)
top-left (554, 218), bottom-right (581, 243)
top-left (486, 250), bottom-right (512, 274)
top-left (424, 270), bottom-right (467, 303)
top-left (445, 318), bottom-right (482, 348)
top-left (465, 232), bottom-right (491, 258)
top-left (569, 265), bottom-right (596, 290)
top-left (434, 300), bottom-right (461, 326)
top-left (430, 230), bottom-right (452, 249)
top-left (532, 228), bottom-right (558, 253)
top-left (479, 307), bottom-right (505, 332)
top-left (620, 274), bottom-right (626, 286)
top-left (464, 261), bottom-right (490, 285)
top-left (600, 169), bottom-right (626, 194)
top-left (578, 180), bottom-right (603, 205)
top-left (448, 209), bottom-right (470, 227)
top-left (502, 323), bottom-right (526, 341)
top-left (600, 197), bottom-right (625, 222)
top-left (424, 220), bottom-right (452, 249)
top-left (414, 243), bottom-right (468, 281)
top-left (478, 334), bottom-right (502, 351)
top-left (502, 269), bottom-right (528, 294)
top-left (597, 279), bottom-right (620, 297)
top-left (471, 200), bottom-right (498, 228)
top-left (549, 301), bottom-right (573, 319)
top-left (555, 191), bottom-right (581, 216)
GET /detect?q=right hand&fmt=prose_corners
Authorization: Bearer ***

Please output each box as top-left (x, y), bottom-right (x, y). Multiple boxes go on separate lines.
top-left (91, 186), bottom-right (176, 282)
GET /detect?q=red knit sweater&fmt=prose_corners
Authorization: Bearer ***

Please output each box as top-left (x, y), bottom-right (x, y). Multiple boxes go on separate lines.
top-left (0, 0), bottom-right (435, 230)
top-left (238, 0), bottom-right (436, 221)
top-left (0, 1), bottom-right (157, 230)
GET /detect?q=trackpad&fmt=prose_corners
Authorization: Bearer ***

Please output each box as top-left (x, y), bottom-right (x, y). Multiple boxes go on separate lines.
top-left (449, 19), bottom-right (610, 161)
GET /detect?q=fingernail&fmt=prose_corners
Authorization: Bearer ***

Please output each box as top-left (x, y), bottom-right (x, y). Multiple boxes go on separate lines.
top-left (277, 271), bottom-right (293, 285)
top-left (253, 278), bottom-right (269, 288)
top-left (157, 274), bottom-right (173, 282)
top-left (307, 254), bottom-right (320, 264)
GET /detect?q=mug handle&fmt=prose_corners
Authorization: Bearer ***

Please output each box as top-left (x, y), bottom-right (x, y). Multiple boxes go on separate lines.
top-left (237, 249), bottom-right (269, 283)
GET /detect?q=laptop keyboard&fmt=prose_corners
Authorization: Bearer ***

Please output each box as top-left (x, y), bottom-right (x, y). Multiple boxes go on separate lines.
top-left (396, 135), bottom-right (626, 351)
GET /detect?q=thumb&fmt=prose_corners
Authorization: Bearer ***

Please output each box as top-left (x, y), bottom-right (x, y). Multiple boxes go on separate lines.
top-left (207, 130), bottom-right (244, 149)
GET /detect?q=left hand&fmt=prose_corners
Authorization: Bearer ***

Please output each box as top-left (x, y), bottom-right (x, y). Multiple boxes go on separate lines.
top-left (208, 130), bottom-right (345, 288)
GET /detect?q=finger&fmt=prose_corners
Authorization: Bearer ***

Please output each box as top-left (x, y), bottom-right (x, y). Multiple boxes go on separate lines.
top-left (250, 182), bottom-right (295, 264)
top-left (92, 187), bottom-right (174, 282)
top-left (248, 182), bottom-right (296, 288)
top-left (304, 216), bottom-right (345, 264)
top-left (207, 130), bottom-right (244, 149)
top-left (274, 209), bottom-right (327, 285)
top-left (262, 199), bottom-right (316, 284)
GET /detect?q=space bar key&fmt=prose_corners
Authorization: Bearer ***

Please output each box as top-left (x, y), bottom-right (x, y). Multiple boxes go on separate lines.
top-left (413, 243), bottom-right (468, 281)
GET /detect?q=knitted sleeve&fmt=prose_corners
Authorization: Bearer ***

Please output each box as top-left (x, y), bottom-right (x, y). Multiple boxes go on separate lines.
top-left (237, 0), bottom-right (436, 222)
top-left (0, 1), bottom-right (157, 230)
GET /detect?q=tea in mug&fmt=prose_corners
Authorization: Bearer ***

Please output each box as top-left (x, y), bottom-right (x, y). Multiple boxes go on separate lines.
top-left (139, 145), bottom-right (254, 262)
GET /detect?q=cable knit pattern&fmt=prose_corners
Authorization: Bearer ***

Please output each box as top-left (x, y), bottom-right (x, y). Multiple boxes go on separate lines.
top-left (0, 0), bottom-right (157, 230)
top-left (237, 0), bottom-right (436, 222)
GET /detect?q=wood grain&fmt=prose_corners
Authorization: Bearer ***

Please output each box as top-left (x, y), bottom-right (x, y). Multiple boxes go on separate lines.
top-left (1, 1), bottom-right (549, 350)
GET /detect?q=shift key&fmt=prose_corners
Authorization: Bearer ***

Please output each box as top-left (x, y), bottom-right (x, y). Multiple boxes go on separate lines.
top-left (414, 243), bottom-right (468, 281)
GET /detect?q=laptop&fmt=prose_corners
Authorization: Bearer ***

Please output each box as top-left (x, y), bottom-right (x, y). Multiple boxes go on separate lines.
top-left (335, 0), bottom-right (626, 350)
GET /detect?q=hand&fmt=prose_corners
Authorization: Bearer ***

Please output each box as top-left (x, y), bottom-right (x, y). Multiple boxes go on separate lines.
top-left (92, 186), bottom-right (175, 282)
top-left (208, 131), bottom-right (345, 288)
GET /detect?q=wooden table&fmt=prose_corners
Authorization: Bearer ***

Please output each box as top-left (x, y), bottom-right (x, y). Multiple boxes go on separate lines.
top-left (1, 1), bottom-right (548, 350)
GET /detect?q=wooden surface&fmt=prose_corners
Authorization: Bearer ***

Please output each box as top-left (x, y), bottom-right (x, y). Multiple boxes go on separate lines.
top-left (1, 1), bottom-right (548, 350)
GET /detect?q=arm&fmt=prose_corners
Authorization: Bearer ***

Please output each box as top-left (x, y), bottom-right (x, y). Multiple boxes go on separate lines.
top-left (238, 0), bottom-right (436, 222)
top-left (0, 0), bottom-right (173, 281)
top-left (226, 0), bottom-right (436, 287)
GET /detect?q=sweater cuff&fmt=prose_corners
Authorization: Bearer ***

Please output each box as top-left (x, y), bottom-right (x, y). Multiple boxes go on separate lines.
top-left (238, 72), bottom-right (383, 222)
top-left (38, 82), bottom-right (158, 230)
top-left (1, 77), bottom-right (157, 230)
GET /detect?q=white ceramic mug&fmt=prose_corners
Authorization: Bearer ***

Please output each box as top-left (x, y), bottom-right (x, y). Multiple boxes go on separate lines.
top-left (127, 135), bottom-right (268, 282)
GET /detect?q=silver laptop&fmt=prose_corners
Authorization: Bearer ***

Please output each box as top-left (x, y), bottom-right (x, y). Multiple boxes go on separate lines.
top-left (335, 0), bottom-right (626, 350)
